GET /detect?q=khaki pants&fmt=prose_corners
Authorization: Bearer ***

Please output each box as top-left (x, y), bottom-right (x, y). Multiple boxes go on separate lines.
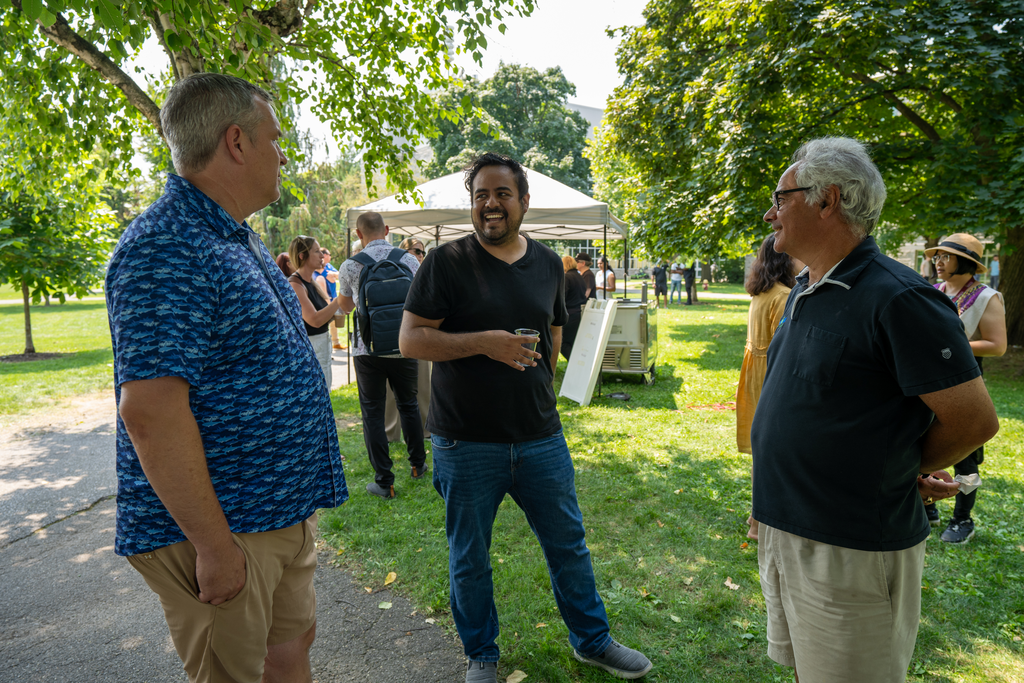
top-left (127, 516), bottom-right (318, 683)
top-left (758, 523), bottom-right (925, 683)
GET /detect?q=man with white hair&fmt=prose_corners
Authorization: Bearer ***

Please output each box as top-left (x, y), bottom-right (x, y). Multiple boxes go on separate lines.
top-left (751, 137), bottom-right (999, 682)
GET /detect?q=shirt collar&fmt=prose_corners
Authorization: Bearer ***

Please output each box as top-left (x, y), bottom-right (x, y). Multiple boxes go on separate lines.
top-left (796, 236), bottom-right (879, 293)
top-left (165, 174), bottom-right (251, 240)
top-left (364, 239), bottom-right (391, 249)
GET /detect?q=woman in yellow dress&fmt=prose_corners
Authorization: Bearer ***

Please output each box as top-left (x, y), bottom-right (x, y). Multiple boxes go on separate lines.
top-left (736, 234), bottom-right (800, 540)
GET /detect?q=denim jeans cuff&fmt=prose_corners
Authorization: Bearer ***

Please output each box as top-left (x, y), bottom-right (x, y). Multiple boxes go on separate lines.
top-left (577, 633), bottom-right (613, 659)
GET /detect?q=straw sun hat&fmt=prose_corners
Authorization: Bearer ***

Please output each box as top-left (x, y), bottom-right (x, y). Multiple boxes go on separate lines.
top-left (924, 233), bottom-right (988, 274)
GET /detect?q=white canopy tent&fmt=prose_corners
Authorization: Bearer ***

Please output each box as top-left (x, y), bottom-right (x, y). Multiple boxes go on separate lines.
top-left (345, 168), bottom-right (627, 247)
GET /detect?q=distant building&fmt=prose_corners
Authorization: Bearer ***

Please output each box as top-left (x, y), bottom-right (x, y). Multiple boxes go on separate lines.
top-left (566, 102), bottom-right (604, 140)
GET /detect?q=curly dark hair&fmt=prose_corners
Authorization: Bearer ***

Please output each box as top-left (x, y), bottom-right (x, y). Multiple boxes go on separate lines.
top-left (464, 152), bottom-right (529, 199)
top-left (745, 234), bottom-right (796, 296)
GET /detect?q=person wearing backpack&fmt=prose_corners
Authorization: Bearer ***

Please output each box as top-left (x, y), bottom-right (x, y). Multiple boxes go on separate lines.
top-left (337, 211), bottom-right (428, 499)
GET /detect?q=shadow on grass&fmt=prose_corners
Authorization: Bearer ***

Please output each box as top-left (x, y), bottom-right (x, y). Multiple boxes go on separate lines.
top-left (0, 348), bottom-right (113, 376)
top-left (0, 301), bottom-right (108, 316)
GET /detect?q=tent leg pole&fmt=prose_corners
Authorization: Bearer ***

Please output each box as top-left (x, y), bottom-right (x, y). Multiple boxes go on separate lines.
top-left (604, 224), bottom-right (610, 297)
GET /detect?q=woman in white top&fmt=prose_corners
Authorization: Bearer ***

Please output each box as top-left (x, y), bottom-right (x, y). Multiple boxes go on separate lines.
top-left (923, 233), bottom-right (1006, 545)
top-left (594, 256), bottom-right (616, 300)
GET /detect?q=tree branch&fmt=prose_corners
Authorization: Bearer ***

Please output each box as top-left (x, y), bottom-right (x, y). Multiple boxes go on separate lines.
top-left (254, 0), bottom-right (305, 37)
top-left (850, 72), bottom-right (941, 142)
top-left (10, 0), bottom-right (163, 136)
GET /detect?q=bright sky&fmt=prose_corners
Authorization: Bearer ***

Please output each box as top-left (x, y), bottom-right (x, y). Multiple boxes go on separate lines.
top-left (127, 0), bottom-right (648, 162)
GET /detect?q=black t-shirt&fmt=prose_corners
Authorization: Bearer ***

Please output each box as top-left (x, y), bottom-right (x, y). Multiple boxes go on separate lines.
top-left (751, 238), bottom-right (980, 552)
top-left (564, 269), bottom-right (588, 310)
top-left (404, 235), bottom-right (569, 442)
top-left (652, 266), bottom-right (668, 289)
top-left (580, 268), bottom-right (597, 300)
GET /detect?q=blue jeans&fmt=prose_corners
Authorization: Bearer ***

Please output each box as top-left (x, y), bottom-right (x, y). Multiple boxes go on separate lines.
top-left (431, 431), bottom-right (611, 662)
top-left (670, 280), bottom-right (683, 303)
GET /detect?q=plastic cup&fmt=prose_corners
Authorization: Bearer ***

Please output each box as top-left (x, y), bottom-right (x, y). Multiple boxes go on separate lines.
top-left (514, 328), bottom-right (540, 366)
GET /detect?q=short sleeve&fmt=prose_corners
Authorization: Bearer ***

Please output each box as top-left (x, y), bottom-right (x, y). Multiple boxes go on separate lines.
top-left (337, 260), bottom-right (359, 298)
top-left (405, 248), bottom-right (454, 321)
top-left (877, 285), bottom-right (980, 396)
top-left (108, 232), bottom-right (215, 388)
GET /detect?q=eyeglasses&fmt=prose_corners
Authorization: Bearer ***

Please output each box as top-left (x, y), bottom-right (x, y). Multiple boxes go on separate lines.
top-left (321, 250), bottom-right (330, 255)
top-left (931, 253), bottom-right (953, 264)
top-left (772, 187), bottom-right (814, 210)
top-left (411, 248), bottom-right (425, 256)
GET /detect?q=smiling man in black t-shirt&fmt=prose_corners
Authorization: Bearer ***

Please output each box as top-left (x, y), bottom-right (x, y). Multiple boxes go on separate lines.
top-left (400, 153), bottom-right (651, 683)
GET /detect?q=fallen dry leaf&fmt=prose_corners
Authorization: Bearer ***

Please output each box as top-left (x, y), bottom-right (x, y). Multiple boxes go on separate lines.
top-left (683, 577), bottom-right (694, 586)
top-left (724, 577), bottom-right (740, 591)
top-left (535, 623), bottom-right (547, 628)
top-left (425, 618), bottom-right (436, 624)
top-left (385, 571), bottom-right (397, 586)
top-left (416, 548), bottom-right (423, 553)
top-left (656, 520), bottom-right (664, 528)
top-left (364, 587), bottom-right (373, 593)
top-left (498, 558), bottom-right (504, 563)
top-left (506, 671), bottom-right (528, 683)
top-left (336, 549), bottom-right (344, 556)
top-left (740, 542), bottom-right (749, 549)
top-left (670, 615), bottom-right (681, 623)
top-left (674, 489), bottom-right (682, 495)
top-left (378, 601), bottom-right (392, 609)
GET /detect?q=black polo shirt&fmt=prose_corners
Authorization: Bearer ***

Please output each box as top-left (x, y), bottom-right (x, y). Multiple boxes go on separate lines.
top-left (751, 237), bottom-right (980, 552)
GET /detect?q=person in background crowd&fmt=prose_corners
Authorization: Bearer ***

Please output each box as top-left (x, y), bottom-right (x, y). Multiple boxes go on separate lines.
top-left (576, 252), bottom-right (596, 300)
top-left (650, 262), bottom-right (669, 308)
top-left (316, 247), bottom-right (341, 349)
top-left (735, 234), bottom-right (799, 541)
top-left (752, 137), bottom-right (997, 683)
top-left (106, 72), bottom-right (346, 683)
top-left (669, 261), bottom-right (684, 303)
top-left (989, 254), bottom-right (1000, 291)
top-left (595, 255), bottom-right (616, 299)
top-left (399, 237), bottom-right (427, 263)
top-left (337, 213), bottom-right (428, 500)
top-left (275, 251), bottom-right (294, 277)
top-left (288, 235), bottom-right (344, 389)
top-left (400, 152), bottom-right (652, 683)
top-left (561, 254), bottom-right (588, 360)
top-left (924, 234), bottom-right (1007, 544)
top-left (683, 261), bottom-right (696, 305)
top-left (384, 236), bottom-right (432, 443)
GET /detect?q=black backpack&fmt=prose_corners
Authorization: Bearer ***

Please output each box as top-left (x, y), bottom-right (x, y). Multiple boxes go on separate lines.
top-left (349, 248), bottom-right (414, 356)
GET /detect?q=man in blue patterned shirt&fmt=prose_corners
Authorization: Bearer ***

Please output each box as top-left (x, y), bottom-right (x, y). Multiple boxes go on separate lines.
top-left (106, 73), bottom-right (347, 683)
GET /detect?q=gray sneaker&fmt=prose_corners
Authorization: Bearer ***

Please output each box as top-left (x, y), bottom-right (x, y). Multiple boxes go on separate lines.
top-left (573, 640), bottom-right (652, 679)
top-left (465, 660), bottom-right (497, 683)
top-left (365, 482), bottom-right (395, 499)
top-left (940, 518), bottom-right (975, 544)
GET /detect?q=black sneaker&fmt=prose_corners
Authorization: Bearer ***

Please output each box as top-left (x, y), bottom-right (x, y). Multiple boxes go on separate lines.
top-left (411, 463), bottom-right (430, 479)
top-left (925, 504), bottom-right (940, 527)
top-left (465, 661), bottom-right (497, 683)
top-left (573, 640), bottom-right (652, 679)
top-left (366, 482), bottom-right (395, 499)
top-left (940, 518), bottom-right (975, 544)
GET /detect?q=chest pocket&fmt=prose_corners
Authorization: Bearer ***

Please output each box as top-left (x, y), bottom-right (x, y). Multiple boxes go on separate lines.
top-left (792, 326), bottom-right (847, 387)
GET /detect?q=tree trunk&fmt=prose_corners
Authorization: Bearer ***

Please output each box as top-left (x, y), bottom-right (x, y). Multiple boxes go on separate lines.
top-left (21, 279), bottom-right (35, 354)
top-left (1002, 225), bottom-right (1024, 347)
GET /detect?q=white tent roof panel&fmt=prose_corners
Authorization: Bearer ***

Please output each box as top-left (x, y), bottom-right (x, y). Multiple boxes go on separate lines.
top-left (346, 168), bottom-right (626, 242)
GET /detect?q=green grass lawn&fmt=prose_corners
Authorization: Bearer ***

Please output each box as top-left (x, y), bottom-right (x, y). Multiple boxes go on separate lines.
top-left (322, 300), bottom-right (1024, 682)
top-left (0, 301), bottom-right (114, 416)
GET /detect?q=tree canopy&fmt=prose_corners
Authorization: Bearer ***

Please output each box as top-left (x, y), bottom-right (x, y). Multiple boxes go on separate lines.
top-left (3, 0), bottom-right (535, 195)
top-left (593, 0), bottom-right (1024, 338)
top-left (426, 62), bottom-right (592, 192)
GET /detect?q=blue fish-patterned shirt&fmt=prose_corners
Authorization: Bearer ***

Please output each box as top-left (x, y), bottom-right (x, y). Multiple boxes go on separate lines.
top-left (106, 175), bottom-right (347, 556)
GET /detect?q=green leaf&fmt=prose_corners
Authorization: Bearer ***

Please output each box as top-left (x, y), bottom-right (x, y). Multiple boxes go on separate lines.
top-left (164, 31), bottom-right (183, 51)
top-left (21, 0), bottom-right (43, 22)
top-left (95, 0), bottom-right (124, 32)
top-left (37, 8), bottom-right (56, 26)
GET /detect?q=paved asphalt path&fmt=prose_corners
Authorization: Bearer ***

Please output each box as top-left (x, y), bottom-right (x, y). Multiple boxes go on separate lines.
top-left (0, 394), bottom-right (465, 682)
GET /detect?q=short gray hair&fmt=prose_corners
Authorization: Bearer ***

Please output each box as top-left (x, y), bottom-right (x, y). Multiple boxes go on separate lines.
top-left (160, 73), bottom-right (273, 175)
top-left (791, 137), bottom-right (887, 237)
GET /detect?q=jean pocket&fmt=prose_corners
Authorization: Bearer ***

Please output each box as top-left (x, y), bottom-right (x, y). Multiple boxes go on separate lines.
top-left (792, 326), bottom-right (846, 387)
top-left (430, 435), bottom-right (459, 450)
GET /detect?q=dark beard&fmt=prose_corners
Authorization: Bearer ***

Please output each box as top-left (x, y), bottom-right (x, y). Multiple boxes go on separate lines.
top-left (472, 204), bottom-right (523, 247)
